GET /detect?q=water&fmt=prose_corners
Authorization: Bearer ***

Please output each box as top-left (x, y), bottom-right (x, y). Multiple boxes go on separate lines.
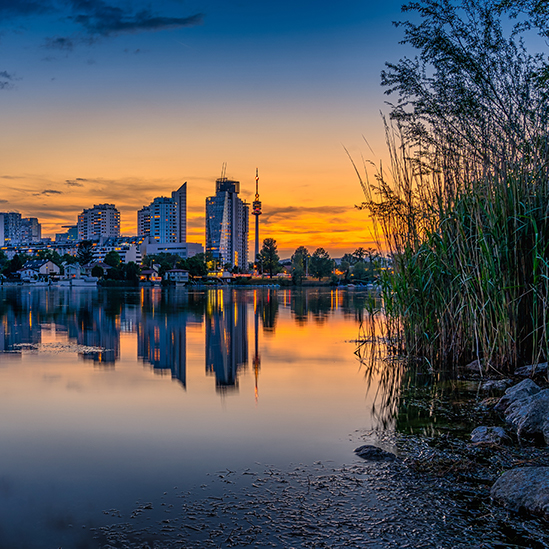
top-left (0, 286), bottom-right (384, 547)
top-left (1, 286), bottom-right (546, 549)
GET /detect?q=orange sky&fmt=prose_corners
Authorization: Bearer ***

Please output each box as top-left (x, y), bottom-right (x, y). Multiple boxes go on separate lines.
top-left (0, 0), bottom-right (402, 258)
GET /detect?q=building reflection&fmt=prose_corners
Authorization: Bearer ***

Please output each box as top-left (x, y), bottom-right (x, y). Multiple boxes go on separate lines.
top-left (0, 286), bottom-right (379, 398)
top-left (205, 289), bottom-right (248, 393)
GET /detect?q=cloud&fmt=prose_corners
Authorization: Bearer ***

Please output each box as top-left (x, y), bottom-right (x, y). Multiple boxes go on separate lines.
top-left (0, 199), bottom-right (7, 203)
top-left (0, 0), bottom-right (53, 17)
top-left (43, 36), bottom-right (75, 51)
top-left (36, 189), bottom-right (63, 196)
top-left (65, 178), bottom-right (87, 187)
top-left (67, 0), bottom-right (204, 37)
top-left (0, 70), bottom-right (15, 90)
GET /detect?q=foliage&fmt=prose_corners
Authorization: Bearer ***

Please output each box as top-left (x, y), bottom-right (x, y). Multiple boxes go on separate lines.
top-left (77, 240), bottom-right (95, 265)
top-left (259, 238), bottom-right (281, 279)
top-left (35, 249), bottom-right (63, 267)
top-left (355, 0), bottom-right (548, 373)
top-left (185, 253), bottom-right (208, 277)
top-left (91, 265), bottom-right (104, 278)
top-left (104, 251), bottom-right (122, 267)
top-left (309, 248), bottom-right (333, 281)
top-left (2, 254), bottom-right (24, 277)
top-left (291, 246), bottom-right (309, 285)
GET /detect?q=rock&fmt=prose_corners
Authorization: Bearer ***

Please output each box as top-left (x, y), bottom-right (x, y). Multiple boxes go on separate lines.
top-left (481, 379), bottom-right (513, 392)
top-left (462, 359), bottom-right (484, 375)
top-left (354, 445), bottom-right (397, 462)
top-left (504, 389), bottom-right (549, 441)
top-left (491, 467), bottom-right (549, 517)
top-left (495, 379), bottom-right (541, 412)
top-left (470, 426), bottom-right (510, 445)
top-left (514, 362), bottom-right (549, 377)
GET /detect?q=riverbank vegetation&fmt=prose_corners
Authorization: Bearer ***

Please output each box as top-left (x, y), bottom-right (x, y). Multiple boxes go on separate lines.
top-left (353, 0), bottom-right (548, 374)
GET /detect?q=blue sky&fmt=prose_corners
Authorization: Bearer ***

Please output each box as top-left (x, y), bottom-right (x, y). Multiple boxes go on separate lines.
top-left (0, 0), bottom-right (409, 255)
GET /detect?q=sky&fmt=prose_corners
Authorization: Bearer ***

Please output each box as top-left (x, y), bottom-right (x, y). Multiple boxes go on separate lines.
top-left (0, 0), bottom-right (409, 258)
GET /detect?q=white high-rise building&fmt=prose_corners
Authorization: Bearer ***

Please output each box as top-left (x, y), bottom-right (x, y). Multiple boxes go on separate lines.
top-left (77, 204), bottom-right (120, 241)
top-left (137, 182), bottom-right (187, 244)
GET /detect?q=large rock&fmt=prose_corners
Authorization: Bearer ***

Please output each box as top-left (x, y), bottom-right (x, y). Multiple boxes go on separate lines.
top-left (495, 379), bottom-right (541, 412)
top-left (491, 467), bottom-right (549, 517)
top-left (504, 389), bottom-right (549, 441)
top-left (514, 362), bottom-right (548, 377)
top-left (354, 445), bottom-right (398, 462)
top-left (470, 426), bottom-right (510, 445)
top-left (481, 379), bottom-right (512, 392)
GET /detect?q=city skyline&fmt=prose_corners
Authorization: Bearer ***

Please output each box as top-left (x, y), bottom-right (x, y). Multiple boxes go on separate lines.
top-left (0, 0), bottom-right (408, 257)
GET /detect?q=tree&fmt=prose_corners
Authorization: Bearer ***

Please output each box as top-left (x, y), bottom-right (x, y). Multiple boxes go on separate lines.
top-left (77, 240), bottom-right (94, 265)
top-left (104, 251), bottom-right (122, 268)
top-left (259, 238), bottom-right (280, 279)
top-left (3, 254), bottom-right (23, 277)
top-left (91, 265), bottom-right (104, 278)
top-left (309, 248), bottom-right (332, 281)
top-left (185, 253), bottom-right (208, 277)
top-left (380, 0), bottom-right (547, 164)
top-left (291, 246), bottom-right (309, 285)
top-left (123, 261), bottom-right (140, 284)
top-left (35, 249), bottom-right (62, 267)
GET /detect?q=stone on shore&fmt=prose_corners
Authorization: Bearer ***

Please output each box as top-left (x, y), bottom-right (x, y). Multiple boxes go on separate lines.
top-left (504, 389), bottom-right (549, 441)
top-left (490, 467), bottom-right (549, 517)
top-left (470, 426), bottom-right (510, 445)
top-left (354, 445), bottom-right (398, 462)
top-left (481, 379), bottom-right (512, 392)
top-left (514, 362), bottom-right (549, 378)
top-left (494, 379), bottom-right (541, 412)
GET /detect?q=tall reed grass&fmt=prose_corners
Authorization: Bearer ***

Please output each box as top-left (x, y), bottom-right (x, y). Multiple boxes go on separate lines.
top-left (352, 113), bottom-right (548, 374)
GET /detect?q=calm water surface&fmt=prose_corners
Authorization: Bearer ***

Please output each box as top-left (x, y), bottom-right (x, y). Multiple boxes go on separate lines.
top-left (0, 286), bottom-right (385, 547)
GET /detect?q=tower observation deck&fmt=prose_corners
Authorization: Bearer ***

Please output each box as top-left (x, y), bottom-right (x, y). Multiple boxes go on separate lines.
top-left (252, 168), bottom-right (262, 269)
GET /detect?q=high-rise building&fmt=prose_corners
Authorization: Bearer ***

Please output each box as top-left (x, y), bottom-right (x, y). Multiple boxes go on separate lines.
top-left (20, 218), bottom-right (41, 243)
top-left (205, 178), bottom-right (249, 270)
top-left (137, 206), bottom-right (150, 237)
top-left (171, 182), bottom-right (187, 243)
top-left (0, 212), bottom-right (22, 245)
top-left (149, 197), bottom-right (177, 242)
top-left (77, 204), bottom-right (120, 241)
top-left (137, 183), bottom-right (187, 243)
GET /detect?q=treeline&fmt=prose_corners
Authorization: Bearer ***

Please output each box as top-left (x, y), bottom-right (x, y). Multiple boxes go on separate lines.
top-left (256, 238), bottom-right (385, 284)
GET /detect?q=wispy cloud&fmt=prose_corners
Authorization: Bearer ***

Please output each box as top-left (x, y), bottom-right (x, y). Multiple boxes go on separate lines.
top-left (43, 36), bottom-right (75, 51)
top-left (65, 178), bottom-right (87, 187)
top-left (0, 70), bottom-right (16, 90)
top-left (66, 1), bottom-right (204, 37)
top-left (35, 189), bottom-right (63, 196)
top-left (0, 0), bottom-right (53, 17)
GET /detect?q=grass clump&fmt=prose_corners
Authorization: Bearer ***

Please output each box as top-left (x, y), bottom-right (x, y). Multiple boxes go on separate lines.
top-left (353, 0), bottom-right (548, 374)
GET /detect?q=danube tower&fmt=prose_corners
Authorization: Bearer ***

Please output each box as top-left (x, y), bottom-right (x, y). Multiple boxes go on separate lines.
top-left (252, 168), bottom-right (262, 268)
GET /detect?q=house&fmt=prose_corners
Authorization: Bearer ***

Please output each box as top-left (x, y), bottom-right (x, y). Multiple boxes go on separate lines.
top-left (83, 261), bottom-right (111, 277)
top-left (63, 263), bottom-right (82, 279)
top-left (22, 260), bottom-right (60, 279)
top-left (164, 269), bottom-right (189, 284)
top-left (140, 265), bottom-right (162, 284)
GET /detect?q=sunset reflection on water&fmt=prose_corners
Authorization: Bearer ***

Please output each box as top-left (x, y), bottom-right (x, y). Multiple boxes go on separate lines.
top-left (0, 286), bottom-right (388, 548)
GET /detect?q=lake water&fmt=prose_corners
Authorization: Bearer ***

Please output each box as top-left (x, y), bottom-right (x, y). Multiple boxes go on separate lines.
top-left (0, 286), bottom-right (389, 548)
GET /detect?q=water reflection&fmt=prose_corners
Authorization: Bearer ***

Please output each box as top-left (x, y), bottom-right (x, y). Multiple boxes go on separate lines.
top-left (0, 286), bottom-right (372, 396)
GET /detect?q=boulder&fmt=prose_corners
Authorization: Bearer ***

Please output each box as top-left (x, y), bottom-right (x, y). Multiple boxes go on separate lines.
top-left (495, 379), bottom-right (541, 412)
top-left (504, 389), bottom-right (549, 441)
top-left (470, 426), bottom-right (510, 445)
top-left (491, 467), bottom-right (549, 517)
top-left (354, 445), bottom-right (398, 462)
top-left (514, 362), bottom-right (548, 378)
top-left (481, 379), bottom-right (512, 392)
